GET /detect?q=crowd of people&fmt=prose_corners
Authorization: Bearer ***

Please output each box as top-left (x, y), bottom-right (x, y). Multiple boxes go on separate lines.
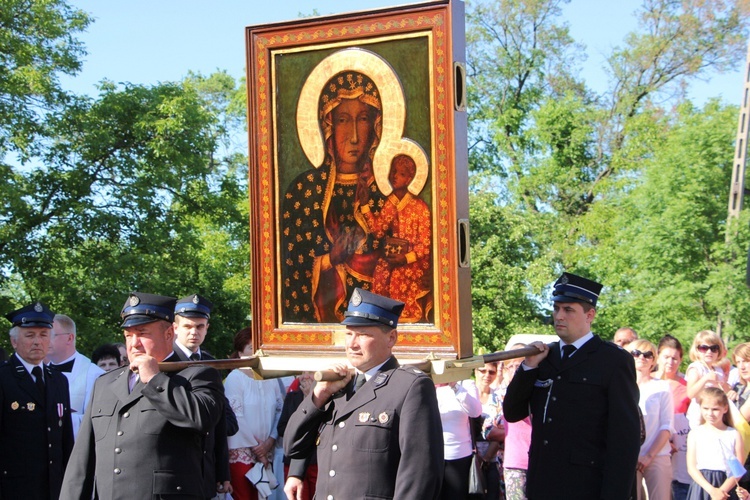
top-left (4, 273), bottom-right (750, 499)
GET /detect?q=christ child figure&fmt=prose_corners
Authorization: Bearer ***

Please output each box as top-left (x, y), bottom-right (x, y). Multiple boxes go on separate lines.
top-left (359, 153), bottom-right (431, 322)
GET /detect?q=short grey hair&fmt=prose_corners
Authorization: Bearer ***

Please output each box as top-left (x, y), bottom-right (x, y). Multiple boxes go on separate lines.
top-left (53, 314), bottom-right (76, 336)
top-left (8, 326), bottom-right (18, 340)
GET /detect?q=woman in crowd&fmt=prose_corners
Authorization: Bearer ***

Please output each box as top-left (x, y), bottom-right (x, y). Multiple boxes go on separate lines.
top-left (501, 344), bottom-right (532, 500)
top-left (463, 361), bottom-right (504, 499)
top-left (628, 339), bottom-right (674, 500)
top-left (436, 379), bottom-right (482, 499)
top-left (225, 327), bottom-right (285, 499)
top-left (654, 334), bottom-right (692, 500)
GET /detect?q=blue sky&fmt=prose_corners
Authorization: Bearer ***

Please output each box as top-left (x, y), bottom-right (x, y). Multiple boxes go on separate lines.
top-left (60, 0), bottom-right (745, 106)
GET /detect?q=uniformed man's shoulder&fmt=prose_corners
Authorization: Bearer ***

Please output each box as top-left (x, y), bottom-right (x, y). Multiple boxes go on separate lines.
top-left (394, 364), bottom-right (431, 379)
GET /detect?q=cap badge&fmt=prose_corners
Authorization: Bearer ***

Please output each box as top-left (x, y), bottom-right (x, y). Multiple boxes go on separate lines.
top-left (351, 289), bottom-right (362, 306)
top-left (27, 402), bottom-right (35, 411)
top-left (129, 295), bottom-right (140, 306)
top-left (10, 401), bottom-right (18, 410)
top-left (34, 303), bottom-right (43, 312)
top-left (378, 412), bottom-right (389, 424)
top-left (359, 412), bottom-right (370, 423)
top-left (192, 295), bottom-right (199, 304)
top-left (560, 275), bottom-right (569, 285)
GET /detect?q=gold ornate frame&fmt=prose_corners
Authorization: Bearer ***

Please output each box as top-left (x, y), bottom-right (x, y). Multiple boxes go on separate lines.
top-left (246, 0), bottom-right (472, 359)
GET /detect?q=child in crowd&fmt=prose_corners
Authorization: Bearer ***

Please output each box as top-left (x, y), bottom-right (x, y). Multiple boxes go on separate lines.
top-left (360, 153), bottom-right (431, 322)
top-left (686, 387), bottom-right (745, 500)
top-left (686, 330), bottom-right (730, 429)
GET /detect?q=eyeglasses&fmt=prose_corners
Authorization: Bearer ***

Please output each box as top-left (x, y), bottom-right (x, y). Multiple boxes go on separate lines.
top-left (631, 350), bottom-right (654, 360)
top-left (697, 344), bottom-right (720, 354)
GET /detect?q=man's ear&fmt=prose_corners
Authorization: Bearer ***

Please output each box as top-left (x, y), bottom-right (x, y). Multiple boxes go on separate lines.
top-left (387, 328), bottom-right (398, 348)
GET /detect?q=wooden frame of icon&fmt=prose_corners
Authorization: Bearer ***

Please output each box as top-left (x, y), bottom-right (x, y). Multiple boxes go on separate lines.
top-left (246, 0), bottom-right (472, 359)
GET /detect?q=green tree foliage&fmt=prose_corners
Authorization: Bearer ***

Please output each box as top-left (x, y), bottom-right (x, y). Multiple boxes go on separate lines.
top-left (0, 0), bottom-right (90, 154)
top-left (1, 75), bottom-right (249, 356)
top-left (466, 0), bottom-right (750, 352)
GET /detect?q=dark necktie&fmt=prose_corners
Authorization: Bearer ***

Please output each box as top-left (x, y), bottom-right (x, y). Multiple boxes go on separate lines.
top-left (353, 373), bottom-right (366, 393)
top-left (32, 366), bottom-right (46, 402)
top-left (190, 352), bottom-right (200, 361)
top-left (561, 344), bottom-right (577, 363)
top-left (50, 359), bottom-right (75, 372)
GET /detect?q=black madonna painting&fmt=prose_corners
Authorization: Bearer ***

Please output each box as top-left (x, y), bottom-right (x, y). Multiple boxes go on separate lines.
top-left (246, 1), bottom-right (471, 357)
top-left (282, 49), bottom-right (432, 325)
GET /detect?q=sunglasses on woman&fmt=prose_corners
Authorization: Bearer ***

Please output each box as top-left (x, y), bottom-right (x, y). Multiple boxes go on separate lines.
top-left (630, 349), bottom-right (654, 360)
top-left (697, 344), bottom-right (720, 354)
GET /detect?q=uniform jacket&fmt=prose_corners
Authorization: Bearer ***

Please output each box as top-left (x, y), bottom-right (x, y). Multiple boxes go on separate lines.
top-left (172, 344), bottom-right (236, 495)
top-left (63, 351), bottom-right (105, 437)
top-left (503, 335), bottom-right (641, 500)
top-left (60, 352), bottom-right (225, 500)
top-left (285, 356), bottom-right (444, 500)
top-left (0, 354), bottom-right (74, 500)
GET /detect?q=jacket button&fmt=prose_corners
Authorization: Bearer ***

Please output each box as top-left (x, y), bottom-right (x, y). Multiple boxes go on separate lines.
top-left (556, 376), bottom-right (561, 380)
top-left (329, 470), bottom-right (336, 477)
top-left (551, 396), bottom-right (557, 401)
top-left (547, 418), bottom-right (552, 423)
top-left (156, 386), bottom-right (164, 392)
top-left (543, 440), bottom-right (549, 445)
top-left (327, 496), bottom-right (333, 500)
top-left (177, 486), bottom-right (182, 491)
top-left (114, 468), bottom-right (121, 474)
top-left (331, 444), bottom-right (338, 451)
top-left (338, 422), bottom-right (345, 428)
top-left (115, 448), bottom-right (121, 454)
top-left (123, 412), bottom-right (130, 418)
top-left (117, 431), bottom-right (124, 436)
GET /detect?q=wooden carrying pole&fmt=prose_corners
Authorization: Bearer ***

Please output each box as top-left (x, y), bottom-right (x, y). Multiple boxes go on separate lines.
top-left (312, 345), bottom-right (542, 382)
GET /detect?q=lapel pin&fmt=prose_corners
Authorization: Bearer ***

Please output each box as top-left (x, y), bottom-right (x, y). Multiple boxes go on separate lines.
top-left (359, 412), bottom-right (370, 422)
top-left (378, 412), bottom-right (389, 424)
top-left (10, 401), bottom-right (18, 410)
top-left (27, 402), bottom-right (35, 411)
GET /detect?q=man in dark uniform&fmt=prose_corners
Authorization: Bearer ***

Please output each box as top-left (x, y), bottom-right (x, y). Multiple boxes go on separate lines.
top-left (1, 302), bottom-right (74, 500)
top-left (284, 288), bottom-right (444, 500)
top-left (171, 294), bottom-right (237, 498)
top-left (60, 292), bottom-right (225, 500)
top-left (503, 273), bottom-right (641, 500)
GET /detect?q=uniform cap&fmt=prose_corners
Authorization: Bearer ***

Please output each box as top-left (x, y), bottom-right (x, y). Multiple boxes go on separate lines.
top-left (175, 294), bottom-right (213, 320)
top-left (4, 302), bottom-right (54, 328)
top-left (342, 288), bottom-right (405, 328)
top-left (120, 292), bottom-right (176, 327)
top-left (551, 272), bottom-right (602, 307)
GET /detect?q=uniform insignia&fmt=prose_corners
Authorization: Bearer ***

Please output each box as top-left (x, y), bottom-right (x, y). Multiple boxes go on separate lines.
top-left (560, 275), bottom-right (569, 285)
top-left (378, 412), bottom-right (389, 424)
top-left (351, 289), bottom-right (362, 306)
top-left (192, 295), bottom-right (199, 304)
top-left (27, 402), bottom-right (35, 411)
top-left (374, 373), bottom-right (387, 386)
top-left (10, 401), bottom-right (18, 410)
top-left (359, 412), bottom-right (370, 422)
top-left (129, 295), bottom-right (139, 306)
top-left (34, 302), bottom-right (43, 312)
top-left (315, 435), bottom-right (321, 446)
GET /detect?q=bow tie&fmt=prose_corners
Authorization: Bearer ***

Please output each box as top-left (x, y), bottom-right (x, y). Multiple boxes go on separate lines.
top-left (50, 359), bottom-right (75, 373)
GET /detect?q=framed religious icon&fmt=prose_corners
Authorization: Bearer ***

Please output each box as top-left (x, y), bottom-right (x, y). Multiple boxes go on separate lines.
top-left (246, 0), bottom-right (472, 359)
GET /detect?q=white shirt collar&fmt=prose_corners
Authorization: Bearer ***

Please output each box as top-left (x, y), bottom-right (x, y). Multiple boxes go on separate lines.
top-left (15, 353), bottom-right (43, 377)
top-left (174, 340), bottom-right (200, 359)
top-left (357, 359), bottom-right (390, 381)
top-left (560, 332), bottom-right (594, 354)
